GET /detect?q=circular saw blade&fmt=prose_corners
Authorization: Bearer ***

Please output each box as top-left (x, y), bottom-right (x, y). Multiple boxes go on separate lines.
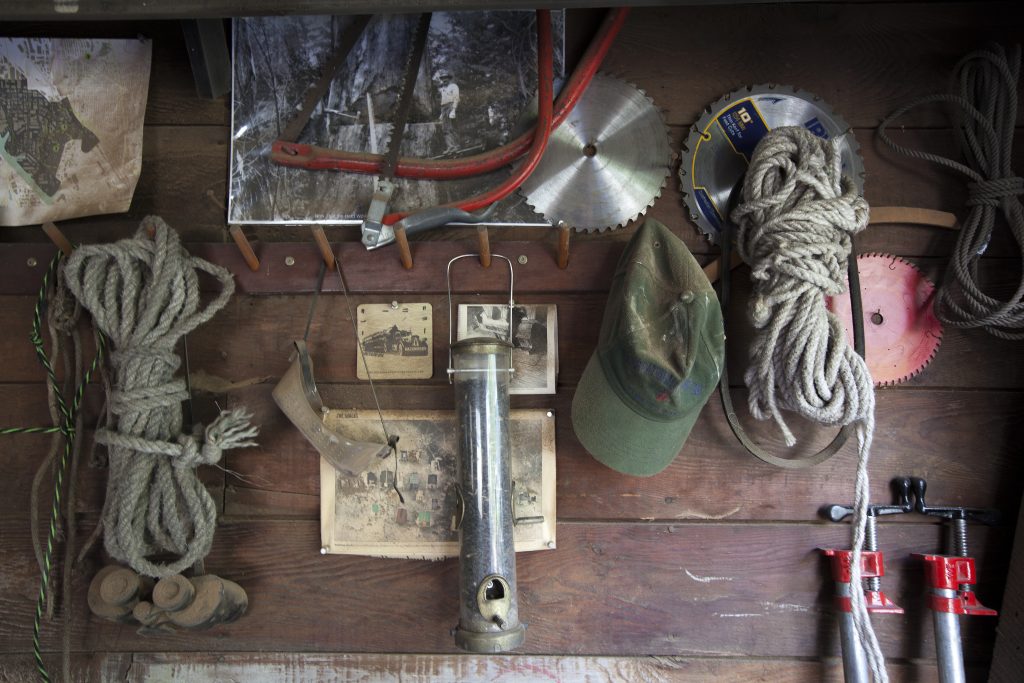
top-left (519, 73), bottom-right (672, 232)
top-left (679, 84), bottom-right (865, 244)
top-left (827, 254), bottom-right (943, 386)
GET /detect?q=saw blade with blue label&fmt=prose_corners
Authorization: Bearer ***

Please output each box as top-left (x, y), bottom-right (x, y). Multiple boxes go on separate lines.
top-left (678, 84), bottom-right (865, 244)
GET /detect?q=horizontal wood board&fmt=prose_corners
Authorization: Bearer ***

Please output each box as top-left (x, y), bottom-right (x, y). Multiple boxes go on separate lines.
top-left (0, 519), bottom-right (1009, 660)
top-left (0, 652), bottom-right (989, 683)
top-left (2, 3), bottom-right (1023, 680)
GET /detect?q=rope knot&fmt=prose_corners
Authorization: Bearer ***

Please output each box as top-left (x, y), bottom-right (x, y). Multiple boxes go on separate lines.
top-left (967, 176), bottom-right (1023, 206)
top-left (49, 270), bottom-right (81, 334)
top-left (170, 409), bottom-right (260, 469)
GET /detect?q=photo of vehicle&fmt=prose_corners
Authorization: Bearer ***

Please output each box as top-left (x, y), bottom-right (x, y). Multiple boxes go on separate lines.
top-left (360, 325), bottom-right (429, 357)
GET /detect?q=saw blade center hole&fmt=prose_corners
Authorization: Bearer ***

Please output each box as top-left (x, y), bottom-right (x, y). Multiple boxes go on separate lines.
top-left (583, 143), bottom-right (598, 158)
top-left (870, 311), bottom-right (885, 325)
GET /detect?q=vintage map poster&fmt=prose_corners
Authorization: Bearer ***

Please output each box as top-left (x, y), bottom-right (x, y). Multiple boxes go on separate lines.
top-left (320, 409), bottom-right (556, 559)
top-left (0, 38), bottom-right (152, 226)
top-left (229, 12), bottom-right (564, 226)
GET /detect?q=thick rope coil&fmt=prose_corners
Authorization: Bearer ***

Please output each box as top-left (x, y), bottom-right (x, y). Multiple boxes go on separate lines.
top-left (63, 216), bottom-right (258, 578)
top-left (730, 126), bottom-right (887, 682)
top-left (880, 43), bottom-right (1024, 339)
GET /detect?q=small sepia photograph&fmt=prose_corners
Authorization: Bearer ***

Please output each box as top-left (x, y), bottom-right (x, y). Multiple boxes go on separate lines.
top-left (356, 302), bottom-right (433, 380)
top-left (457, 303), bottom-right (558, 394)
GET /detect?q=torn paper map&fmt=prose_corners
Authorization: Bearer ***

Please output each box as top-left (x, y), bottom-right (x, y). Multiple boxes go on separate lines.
top-left (0, 37), bottom-right (151, 226)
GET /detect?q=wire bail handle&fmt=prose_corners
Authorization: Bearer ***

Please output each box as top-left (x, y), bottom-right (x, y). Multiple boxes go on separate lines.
top-left (446, 254), bottom-right (516, 383)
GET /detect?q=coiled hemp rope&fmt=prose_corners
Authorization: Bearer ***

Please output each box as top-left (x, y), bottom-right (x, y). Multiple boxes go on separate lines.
top-left (730, 126), bottom-right (886, 681)
top-left (880, 43), bottom-right (1023, 339)
top-left (64, 217), bottom-right (258, 578)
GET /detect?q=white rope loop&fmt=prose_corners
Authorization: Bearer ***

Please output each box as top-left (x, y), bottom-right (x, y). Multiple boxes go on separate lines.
top-left (64, 216), bottom-right (258, 578)
top-left (730, 126), bottom-right (887, 682)
top-left (732, 126), bottom-right (871, 444)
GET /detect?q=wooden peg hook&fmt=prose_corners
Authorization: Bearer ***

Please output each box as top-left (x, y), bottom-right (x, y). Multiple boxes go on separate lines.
top-left (557, 221), bottom-right (571, 269)
top-left (477, 226), bottom-right (491, 268)
top-left (310, 225), bottom-right (336, 269)
top-left (42, 222), bottom-right (74, 257)
top-left (395, 226), bottom-right (414, 270)
top-left (228, 225), bottom-right (261, 272)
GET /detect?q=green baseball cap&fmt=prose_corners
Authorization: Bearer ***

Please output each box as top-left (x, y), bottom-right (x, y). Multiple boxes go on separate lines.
top-left (571, 219), bottom-right (724, 476)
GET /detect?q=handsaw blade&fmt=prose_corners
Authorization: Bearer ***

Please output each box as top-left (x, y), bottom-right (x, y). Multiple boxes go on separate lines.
top-left (827, 253), bottom-right (943, 386)
top-left (361, 13), bottom-right (432, 249)
top-left (518, 73), bottom-right (672, 233)
top-left (679, 84), bottom-right (865, 244)
top-left (381, 13), bottom-right (433, 179)
top-left (278, 15), bottom-right (372, 144)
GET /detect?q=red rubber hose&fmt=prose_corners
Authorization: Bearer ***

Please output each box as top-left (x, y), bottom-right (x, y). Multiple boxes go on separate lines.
top-left (271, 7), bottom-right (629, 180)
top-left (382, 9), bottom-right (555, 225)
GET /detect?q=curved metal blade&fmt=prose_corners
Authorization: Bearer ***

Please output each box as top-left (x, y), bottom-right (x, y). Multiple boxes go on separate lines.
top-left (679, 84), bottom-right (865, 244)
top-left (519, 74), bottom-right (672, 232)
top-left (827, 254), bottom-right (943, 386)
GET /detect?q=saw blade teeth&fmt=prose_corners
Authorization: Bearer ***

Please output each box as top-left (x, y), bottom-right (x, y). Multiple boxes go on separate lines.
top-left (678, 82), bottom-right (867, 244)
top-left (520, 73), bottom-right (671, 233)
top-left (846, 253), bottom-right (943, 386)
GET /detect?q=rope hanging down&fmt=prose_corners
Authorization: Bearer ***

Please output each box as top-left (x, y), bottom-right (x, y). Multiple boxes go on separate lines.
top-left (63, 216), bottom-right (258, 578)
top-left (879, 43), bottom-right (1024, 339)
top-left (729, 126), bottom-right (887, 681)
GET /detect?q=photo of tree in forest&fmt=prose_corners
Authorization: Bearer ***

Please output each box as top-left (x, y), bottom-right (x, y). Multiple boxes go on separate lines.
top-left (229, 12), bottom-right (565, 226)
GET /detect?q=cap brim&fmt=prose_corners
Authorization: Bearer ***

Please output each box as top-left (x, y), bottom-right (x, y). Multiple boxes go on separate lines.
top-left (571, 354), bottom-right (699, 477)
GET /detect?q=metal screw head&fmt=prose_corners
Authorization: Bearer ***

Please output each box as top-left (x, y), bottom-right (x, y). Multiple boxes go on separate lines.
top-left (26, 257), bottom-right (38, 267)
top-left (320, 546), bottom-right (329, 555)
top-left (546, 541), bottom-right (555, 549)
top-left (546, 411), bottom-right (553, 418)
top-left (285, 256), bottom-right (296, 267)
top-left (517, 255), bottom-right (528, 265)
top-left (391, 301), bottom-right (399, 309)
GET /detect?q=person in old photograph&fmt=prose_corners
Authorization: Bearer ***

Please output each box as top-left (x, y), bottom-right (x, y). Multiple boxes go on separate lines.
top-left (435, 69), bottom-right (460, 154)
top-left (469, 304), bottom-right (510, 339)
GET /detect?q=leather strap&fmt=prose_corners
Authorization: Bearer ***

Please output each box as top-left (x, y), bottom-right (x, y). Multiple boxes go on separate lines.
top-left (716, 217), bottom-right (866, 469)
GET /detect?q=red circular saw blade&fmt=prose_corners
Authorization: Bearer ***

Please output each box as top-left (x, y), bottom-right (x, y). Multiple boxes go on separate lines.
top-left (827, 253), bottom-right (943, 386)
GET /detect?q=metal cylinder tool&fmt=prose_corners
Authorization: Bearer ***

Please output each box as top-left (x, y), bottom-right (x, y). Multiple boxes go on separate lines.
top-left (447, 254), bottom-right (525, 652)
top-left (907, 477), bottom-right (998, 683)
top-left (821, 478), bottom-right (913, 683)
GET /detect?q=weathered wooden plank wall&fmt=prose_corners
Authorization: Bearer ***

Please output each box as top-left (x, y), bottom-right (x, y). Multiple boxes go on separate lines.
top-left (1, 3), bottom-right (1022, 681)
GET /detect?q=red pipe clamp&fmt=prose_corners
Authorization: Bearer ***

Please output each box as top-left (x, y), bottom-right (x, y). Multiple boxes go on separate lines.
top-left (914, 554), bottom-right (997, 616)
top-left (821, 549), bottom-right (904, 614)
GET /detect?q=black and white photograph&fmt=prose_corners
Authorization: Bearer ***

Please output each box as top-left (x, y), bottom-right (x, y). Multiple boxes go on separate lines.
top-left (229, 12), bottom-right (565, 226)
top-left (457, 303), bottom-right (558, 394)
top-left (319, 409), bottom-right (556, 559)
top-left (356, 302), bottom-right (433, 380)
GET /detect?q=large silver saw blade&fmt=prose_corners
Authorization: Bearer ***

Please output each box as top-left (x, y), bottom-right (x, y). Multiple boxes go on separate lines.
top-left (519, 73), bottom-right (672, 232)
top-left (679, 84), bottom-right (865, 244)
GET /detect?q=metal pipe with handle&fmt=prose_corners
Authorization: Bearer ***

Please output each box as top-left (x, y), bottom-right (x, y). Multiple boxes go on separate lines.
top-left (447, 254), bottom-right (525, 653)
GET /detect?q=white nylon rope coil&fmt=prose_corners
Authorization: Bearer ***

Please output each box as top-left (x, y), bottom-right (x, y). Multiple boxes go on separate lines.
top-left (730, 126), bottom-right (887, 681)
top-left (64, 217), bottom-right (258, 578)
